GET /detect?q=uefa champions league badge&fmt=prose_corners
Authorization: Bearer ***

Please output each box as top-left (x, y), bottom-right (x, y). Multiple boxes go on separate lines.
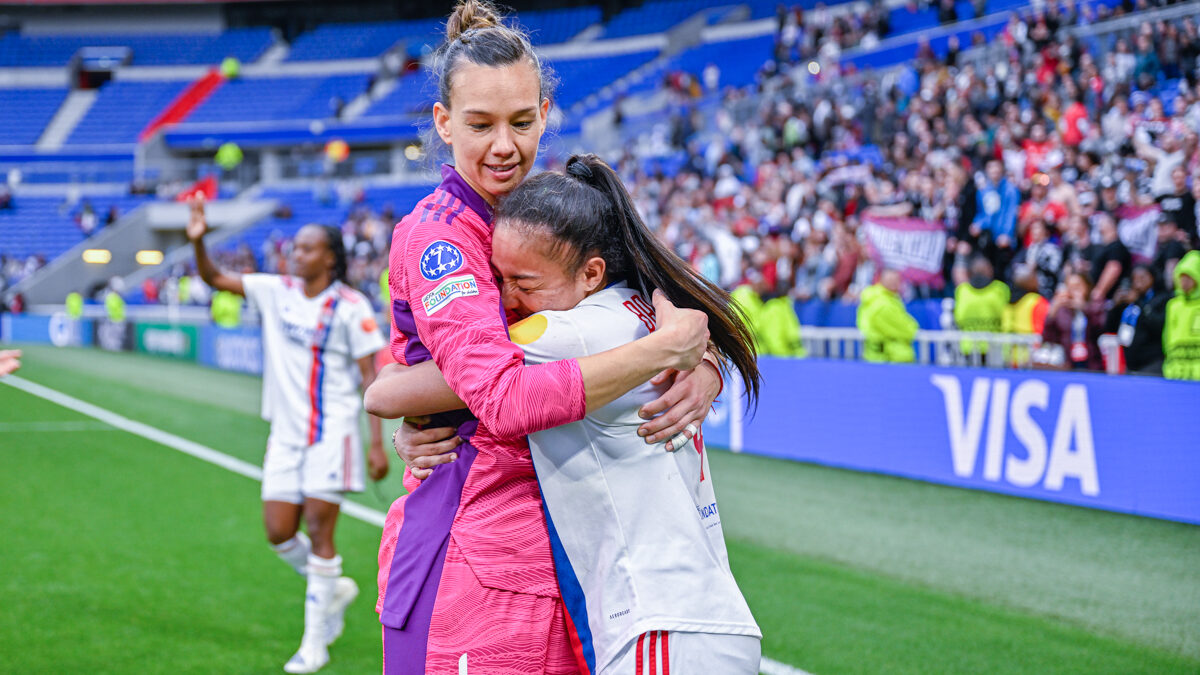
top-left (420, 240), bottom-right (465, 281)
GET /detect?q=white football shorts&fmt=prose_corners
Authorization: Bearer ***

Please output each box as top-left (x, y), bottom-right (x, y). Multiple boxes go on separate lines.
top-left (603, 630), bottom-right (761, 675)
top-left (261, 423), bottom-right (364, 505)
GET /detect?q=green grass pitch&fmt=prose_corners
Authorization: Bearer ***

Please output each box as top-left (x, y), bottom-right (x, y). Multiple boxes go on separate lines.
top-left (1, 344), bottom-right (1197, 673)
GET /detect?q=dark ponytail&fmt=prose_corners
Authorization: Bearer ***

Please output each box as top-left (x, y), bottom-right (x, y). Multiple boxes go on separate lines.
top-left (320, 225), bottom-right (348, 284)
top-left (497, 154), bottom-right (761, 406)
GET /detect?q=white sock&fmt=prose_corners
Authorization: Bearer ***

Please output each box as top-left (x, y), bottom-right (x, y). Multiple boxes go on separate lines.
top-left (302, 553), bottom-right (342, 647)
top-left (270, 532), bottom-right (311, 576)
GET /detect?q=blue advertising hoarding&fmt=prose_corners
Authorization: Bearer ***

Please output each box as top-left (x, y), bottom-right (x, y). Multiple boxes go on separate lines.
top-left (197, 325), bottom-right (263, 375)
top-left (1, 313), bottom-right (94, 347)
top-left (704, 359), bottom-right (1200, 525)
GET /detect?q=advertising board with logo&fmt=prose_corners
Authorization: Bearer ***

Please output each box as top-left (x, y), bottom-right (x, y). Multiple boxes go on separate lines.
top-left (135, 323), bottom-right (199, 360)
top-left (712, 360), bottom-right (1200, 524)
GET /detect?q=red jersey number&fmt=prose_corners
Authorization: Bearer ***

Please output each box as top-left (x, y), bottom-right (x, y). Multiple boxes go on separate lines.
top-left (623, 293), bottom-right (656, 332)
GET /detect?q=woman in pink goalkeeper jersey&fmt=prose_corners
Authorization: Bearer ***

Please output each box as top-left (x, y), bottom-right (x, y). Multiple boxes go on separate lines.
top-left (375, 155), bottom-right (764, 674)
top-left (364, 2), bottom-right (722, 673)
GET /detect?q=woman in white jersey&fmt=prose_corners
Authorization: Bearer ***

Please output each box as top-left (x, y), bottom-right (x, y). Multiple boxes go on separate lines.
top-left (188, 198), bottom-right (388, 674)
top-left (369, 155), bottom-right (763, 674)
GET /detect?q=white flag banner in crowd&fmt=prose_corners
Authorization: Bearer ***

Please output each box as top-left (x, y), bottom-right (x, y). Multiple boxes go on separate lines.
top-left (860, 215), bottom-right (947, 288)
top-left (1115, 204), bottom-right (1160, 262)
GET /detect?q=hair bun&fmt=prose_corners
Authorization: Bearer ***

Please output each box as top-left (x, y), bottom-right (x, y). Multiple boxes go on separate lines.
top-left (566, 158), bottom-right (595, 182)
top-left (446, 0), bottom-right (501, 41)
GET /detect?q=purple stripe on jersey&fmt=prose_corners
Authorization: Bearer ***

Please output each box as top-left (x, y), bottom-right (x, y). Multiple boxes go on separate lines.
top-left (382, 530), bottom-right (450, 675)
top-left (440, 164), bottom-right (493, 225)
top-left (443, 199), bottom-right (469, 230)
top-left (391, 298), bottom-right (432, 365)
top-left (380, 441), bottom-right (478, 629)
top-left (418, 190), bottom-right (450, 224)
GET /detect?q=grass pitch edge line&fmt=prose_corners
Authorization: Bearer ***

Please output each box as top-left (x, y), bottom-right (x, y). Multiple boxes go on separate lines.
top-left (0, 373), bottom-right (810, 675)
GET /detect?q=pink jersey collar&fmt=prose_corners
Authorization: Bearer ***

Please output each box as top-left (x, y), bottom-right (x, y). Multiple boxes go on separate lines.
top-left (440, 164), bottom-right (494, 225)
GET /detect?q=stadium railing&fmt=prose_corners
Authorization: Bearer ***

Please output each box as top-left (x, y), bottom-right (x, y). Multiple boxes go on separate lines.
top-left (801, 326), bottom-right (1042, 369)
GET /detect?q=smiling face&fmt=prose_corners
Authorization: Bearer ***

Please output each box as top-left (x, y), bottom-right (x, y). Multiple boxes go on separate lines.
top-left (433, 60), bottom-right (548, 204)
top-left (491, 223), bottom-right (605, 320)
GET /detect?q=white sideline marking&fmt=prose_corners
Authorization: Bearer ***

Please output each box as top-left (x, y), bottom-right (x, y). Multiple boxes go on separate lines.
top-left (2, 375), bottom-right (386, 528)
top-left (0, 421), bottom-right (114, 432)
top-left (2, 374), bottom-right (809, 675)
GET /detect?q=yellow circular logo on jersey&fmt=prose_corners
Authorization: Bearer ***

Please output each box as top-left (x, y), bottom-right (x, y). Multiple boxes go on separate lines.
top-left (508, 314), bottom-right (548, 345)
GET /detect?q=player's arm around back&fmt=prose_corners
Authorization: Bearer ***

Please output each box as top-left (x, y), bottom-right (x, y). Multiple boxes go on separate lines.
top-left (357, 353), bottom-right (389, 481)
top-left (187, 195), bottom-right (245, 296)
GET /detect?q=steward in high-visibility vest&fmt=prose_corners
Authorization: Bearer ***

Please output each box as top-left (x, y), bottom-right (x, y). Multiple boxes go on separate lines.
top-left (211, 290), bottom-right (242, 328)
top-left (105, 289), bottom-right (125, 322)
top-left (758, 295), bottom-right (806, 358)
top-left (66, 291), bottom-right (83, 319)
top-left (858, 271), bottom-right (917, 363)
top-left (1004, 270), bottom-right (1048, 366)
top-left (955, 257), bottom-right (1009, 356)
top-left (1163, 250), bottom-right (1200, 381)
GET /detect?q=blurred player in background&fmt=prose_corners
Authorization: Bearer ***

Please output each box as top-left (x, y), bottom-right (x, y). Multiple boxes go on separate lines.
top-left (0, 349), bottom-right (20, 375)
top-left (373, 154), bottom-right (764, 673)
top-left (187, 197), bottom-right (388, 674)
top-left (365, 2), bottom-right (721, 672)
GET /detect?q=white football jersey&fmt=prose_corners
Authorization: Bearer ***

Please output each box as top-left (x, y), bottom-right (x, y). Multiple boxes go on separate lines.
top-left (242, 274), bottom-right (384, 447)
top-left (513, 283), bottom-right (760, 673)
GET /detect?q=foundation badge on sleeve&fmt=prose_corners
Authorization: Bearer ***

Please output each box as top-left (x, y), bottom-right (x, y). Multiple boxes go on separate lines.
top-left (422, 274), bottom-right (479, 315)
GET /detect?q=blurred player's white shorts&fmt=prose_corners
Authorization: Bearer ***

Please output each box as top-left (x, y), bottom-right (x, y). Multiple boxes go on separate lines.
top-left (603, 630), bottom-right (761, 674)
top-left (261, 424), bottom-right (364, 504)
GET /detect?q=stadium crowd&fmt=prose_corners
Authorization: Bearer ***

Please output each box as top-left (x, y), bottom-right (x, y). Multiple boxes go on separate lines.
top-left (604, 2), bottom-right (1200, 374)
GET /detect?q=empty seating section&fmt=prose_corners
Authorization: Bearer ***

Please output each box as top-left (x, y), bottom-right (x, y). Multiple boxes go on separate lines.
top-left (670, 34), bottom-right (775, 89)
top-left (601, 0), bottom-right (726, 39)
top-left (186, 74), bottom-right (370, 124)
top-left (0, 28), bottom-right (272, 67)
top-left (844, 15), bottom-right (1009, 71)
top-left (0, 194), bottom-right (152, 259)
top-left (284, 18), bottom-right (443, 61)
top-left (0, 88), bottom-right (68, 145)
top-left (889, 6), bottom-right (941, 36)
top-left (549, 50), bottom-right (659, 109)
top-left (515, 7), bottom-right (601, 44)
top-left (67, 81), bottom-right (188, 145)
top-left (359, 72), bottom-right (431, 119)
top-left (221, 184), bottom-right (431, 267)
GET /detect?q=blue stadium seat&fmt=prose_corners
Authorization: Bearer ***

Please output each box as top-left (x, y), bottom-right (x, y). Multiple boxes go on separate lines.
top-left (601, 0), bottom-right (723, 39)
top-left (888, 5), bottom-right (940, 36)
top-left (668, 34), bottom-right (776, 89)
top-left (219, 184), bottom-right (432, 268)
top-left (285, 18), bottom-right (444, 62)
top-left (0, 29), bottom-right (272, 67)
top-left (186, 74), bottom-right (371, 124)
top-left (0, 194), bottom-right (153, 259)
top-left (0, 88), bottom-right (69, 146)
top-left (515, 6), bottom-right (602, 44)
top-left (549, 50), bottom-right (660, 109)
top-left (359, 71), bottom-right (432, 119)
top-left (67, 80), bottom-right (188, 146)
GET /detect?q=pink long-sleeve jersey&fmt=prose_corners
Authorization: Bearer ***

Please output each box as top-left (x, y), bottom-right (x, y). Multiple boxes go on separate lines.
top-left (377, 165), bottom-right (587, 638)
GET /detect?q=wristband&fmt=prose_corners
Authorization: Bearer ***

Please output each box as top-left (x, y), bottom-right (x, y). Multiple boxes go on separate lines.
top-left (699, 356), bottom-right (724, 399)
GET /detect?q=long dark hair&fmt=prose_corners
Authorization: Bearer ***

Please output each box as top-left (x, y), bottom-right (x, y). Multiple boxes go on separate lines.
top-left (319, 225), bottom-right (348, 284)
top-left (496, 154), bottom-right (761, 406)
